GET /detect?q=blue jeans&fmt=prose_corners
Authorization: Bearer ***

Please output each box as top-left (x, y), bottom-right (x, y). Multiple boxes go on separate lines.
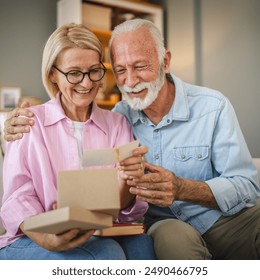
top-left (114, 234), bottom-right (156, 260)
top-left (0, 234), bottom-right (156, 260)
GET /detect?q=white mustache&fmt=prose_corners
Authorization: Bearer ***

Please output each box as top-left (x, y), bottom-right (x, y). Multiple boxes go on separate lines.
top-left (122, 83), bottom-right (148, 93)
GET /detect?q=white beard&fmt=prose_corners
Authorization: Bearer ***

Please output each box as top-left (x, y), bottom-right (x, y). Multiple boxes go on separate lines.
top-left (118, 67), bottom-right (165, 111)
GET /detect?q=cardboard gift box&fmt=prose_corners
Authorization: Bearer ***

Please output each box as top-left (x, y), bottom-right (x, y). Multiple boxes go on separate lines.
top-left (23, 140), bottom-right (140, 234)
top-left (24, 168), bottom-right (120, 234)
top-left (57, 168), bottom-right (120, 219)
top-left (23, 207), bottom-right (113, 234)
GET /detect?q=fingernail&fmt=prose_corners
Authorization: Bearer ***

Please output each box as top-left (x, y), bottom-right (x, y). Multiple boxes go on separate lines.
top-left (129, 187), bottom-right (136, 194)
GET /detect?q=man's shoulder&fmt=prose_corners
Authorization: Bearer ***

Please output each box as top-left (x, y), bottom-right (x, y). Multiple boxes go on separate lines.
top-left (113, 100), bottom-right (133, 117)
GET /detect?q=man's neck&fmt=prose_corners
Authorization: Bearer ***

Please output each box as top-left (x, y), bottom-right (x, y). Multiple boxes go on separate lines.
top-left (143, 79), bottom-right (175, 125)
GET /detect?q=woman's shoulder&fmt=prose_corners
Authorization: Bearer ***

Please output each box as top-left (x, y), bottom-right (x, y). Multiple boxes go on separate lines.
top-left (27, 104), bottom-right (48, 126)
top-left (29, 98), bottom-right (59, 123)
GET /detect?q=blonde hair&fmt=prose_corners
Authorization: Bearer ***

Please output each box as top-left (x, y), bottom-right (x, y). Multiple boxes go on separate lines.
top-left (109, 18), bottom-right (166, 66)
top-left (42, 23), bottom-right (103, 98)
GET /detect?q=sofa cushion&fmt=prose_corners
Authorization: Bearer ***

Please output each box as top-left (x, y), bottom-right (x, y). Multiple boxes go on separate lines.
top-left (0, 151), bottom-right (5, 235)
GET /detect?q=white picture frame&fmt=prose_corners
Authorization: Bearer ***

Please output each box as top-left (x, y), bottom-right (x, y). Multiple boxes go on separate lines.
top-left (0, 87), bottom-right (21, 110)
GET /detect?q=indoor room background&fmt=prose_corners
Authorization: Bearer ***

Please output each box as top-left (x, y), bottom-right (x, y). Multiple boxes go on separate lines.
top-left (0, 0), bottom-right (259, 157)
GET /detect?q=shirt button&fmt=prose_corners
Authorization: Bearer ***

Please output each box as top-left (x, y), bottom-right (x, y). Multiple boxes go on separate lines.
top-left (155, 154), bottom-right (159, 160)
top-left (197, 154), bottom-right (202, 159)
top-left (176, 210), bottom-right (181, 216)
top-left (141, 118), bottom-right (146, 123)
top-left (154, 129), bottom-right (159, 133)
top-left (167, 119), bottom-right (170, 123)
top-left (181, 155), bottom-right (186, 159)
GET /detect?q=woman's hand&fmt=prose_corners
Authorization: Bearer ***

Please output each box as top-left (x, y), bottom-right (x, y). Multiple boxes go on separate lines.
top-left (117, 145), bottom-right (148, 208)
top-left (118, 145), bottom-right (147, 181)
top-left (20, 222), bottom-right (95, 252)
top-left (19, 203), bottom-right (95, 251)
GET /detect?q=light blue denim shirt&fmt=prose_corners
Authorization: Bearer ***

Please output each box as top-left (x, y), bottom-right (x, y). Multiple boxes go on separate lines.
top-left (113, 74), bottom-right (260, 234)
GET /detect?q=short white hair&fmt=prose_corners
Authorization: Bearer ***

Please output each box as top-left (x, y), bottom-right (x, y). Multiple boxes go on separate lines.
top-left (109, 18), bottom-right (166, 66)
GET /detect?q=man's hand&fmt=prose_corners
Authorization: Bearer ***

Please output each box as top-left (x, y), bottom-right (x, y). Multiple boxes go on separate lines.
top-left (4, 101), bottom-right (35, 141)
top-left (128, 162), bottom-right (218, 209)
top-left (127, 162), bottom-right (178, 207)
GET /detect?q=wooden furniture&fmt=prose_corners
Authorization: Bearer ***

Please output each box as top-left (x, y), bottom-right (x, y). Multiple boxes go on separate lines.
top-left (57, 0), bottom-right (163, 109)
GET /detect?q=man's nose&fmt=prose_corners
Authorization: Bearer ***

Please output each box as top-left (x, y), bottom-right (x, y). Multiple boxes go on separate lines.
top-left (125, 69), bottom-right (139, 88)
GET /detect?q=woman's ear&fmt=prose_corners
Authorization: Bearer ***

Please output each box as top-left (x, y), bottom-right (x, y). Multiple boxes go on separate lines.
top-left (50, 69), bottom-right (56, 83)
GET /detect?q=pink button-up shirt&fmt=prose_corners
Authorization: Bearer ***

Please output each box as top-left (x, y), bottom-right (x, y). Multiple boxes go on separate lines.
top-left (0, 94), bottom-right (148, 248)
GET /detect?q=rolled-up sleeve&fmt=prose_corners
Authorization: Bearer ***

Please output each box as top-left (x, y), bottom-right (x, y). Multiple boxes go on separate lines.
top-left (206, 98), bottom-right (260, 215)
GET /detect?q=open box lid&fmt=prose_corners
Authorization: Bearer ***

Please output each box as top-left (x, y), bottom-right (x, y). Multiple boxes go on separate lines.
top-left (57, 168), bottom-right (120, 219)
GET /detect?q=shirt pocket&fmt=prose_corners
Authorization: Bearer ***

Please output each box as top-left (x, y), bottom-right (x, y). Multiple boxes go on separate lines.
top-left (171, 146), bottom-right (212, 180)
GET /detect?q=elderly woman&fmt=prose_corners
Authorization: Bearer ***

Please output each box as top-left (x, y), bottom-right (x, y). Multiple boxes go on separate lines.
top-left (0, 23), bottom-right (155, 260)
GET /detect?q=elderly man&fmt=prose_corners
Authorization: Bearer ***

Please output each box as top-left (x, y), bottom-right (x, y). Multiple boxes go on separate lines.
top-left (4, 19), bottom-right (260, 259)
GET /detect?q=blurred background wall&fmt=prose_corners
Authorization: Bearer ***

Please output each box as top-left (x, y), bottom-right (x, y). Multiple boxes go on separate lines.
top-left (0, 0), bottom-right (259, 156)
top-left (0, 0), bottom-right (57, 103)
top-left (155, 0), bottom-right (260, 158)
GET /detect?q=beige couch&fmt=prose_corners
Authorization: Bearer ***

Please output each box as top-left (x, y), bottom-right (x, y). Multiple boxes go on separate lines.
top-left (0, 151), bottom-right (5, 235)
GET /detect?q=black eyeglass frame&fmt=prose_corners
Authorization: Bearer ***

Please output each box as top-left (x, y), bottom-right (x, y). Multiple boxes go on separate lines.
top-left (53, 61), bottom-right (107, 84)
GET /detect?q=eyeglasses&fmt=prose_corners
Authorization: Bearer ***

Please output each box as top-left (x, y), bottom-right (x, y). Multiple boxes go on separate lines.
top-left (53, 62), bottom-right (107, 84)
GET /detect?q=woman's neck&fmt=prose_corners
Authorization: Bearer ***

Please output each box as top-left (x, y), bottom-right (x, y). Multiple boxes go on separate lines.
top-left (60, 96), bottom-right (91, 122)
top-left (65, 108), bottom-right (91, 122)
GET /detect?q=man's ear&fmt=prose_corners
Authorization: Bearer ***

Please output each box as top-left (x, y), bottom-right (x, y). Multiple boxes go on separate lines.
top-left (163, 50), bottom-right (171, 72)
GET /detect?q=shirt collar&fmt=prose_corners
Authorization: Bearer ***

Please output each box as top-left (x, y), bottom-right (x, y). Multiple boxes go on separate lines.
top-left (168, 73), bottom-right (190, 121)
top-left (129, 74), bottom-right (190, 125)
top-left (44, 93), bottom-right (109, 135)
top-left (44, 93), bottom-right (66, 126)
top-left (89, 102), bottom-right (109, 135)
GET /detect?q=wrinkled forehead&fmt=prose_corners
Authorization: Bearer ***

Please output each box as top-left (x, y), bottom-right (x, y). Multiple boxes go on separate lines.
top-left (111, 27), bottom-right (158, 63)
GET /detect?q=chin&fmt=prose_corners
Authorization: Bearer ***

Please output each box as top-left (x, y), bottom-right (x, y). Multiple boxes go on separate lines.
top-left (124, 94), bottom-right (156, 111)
